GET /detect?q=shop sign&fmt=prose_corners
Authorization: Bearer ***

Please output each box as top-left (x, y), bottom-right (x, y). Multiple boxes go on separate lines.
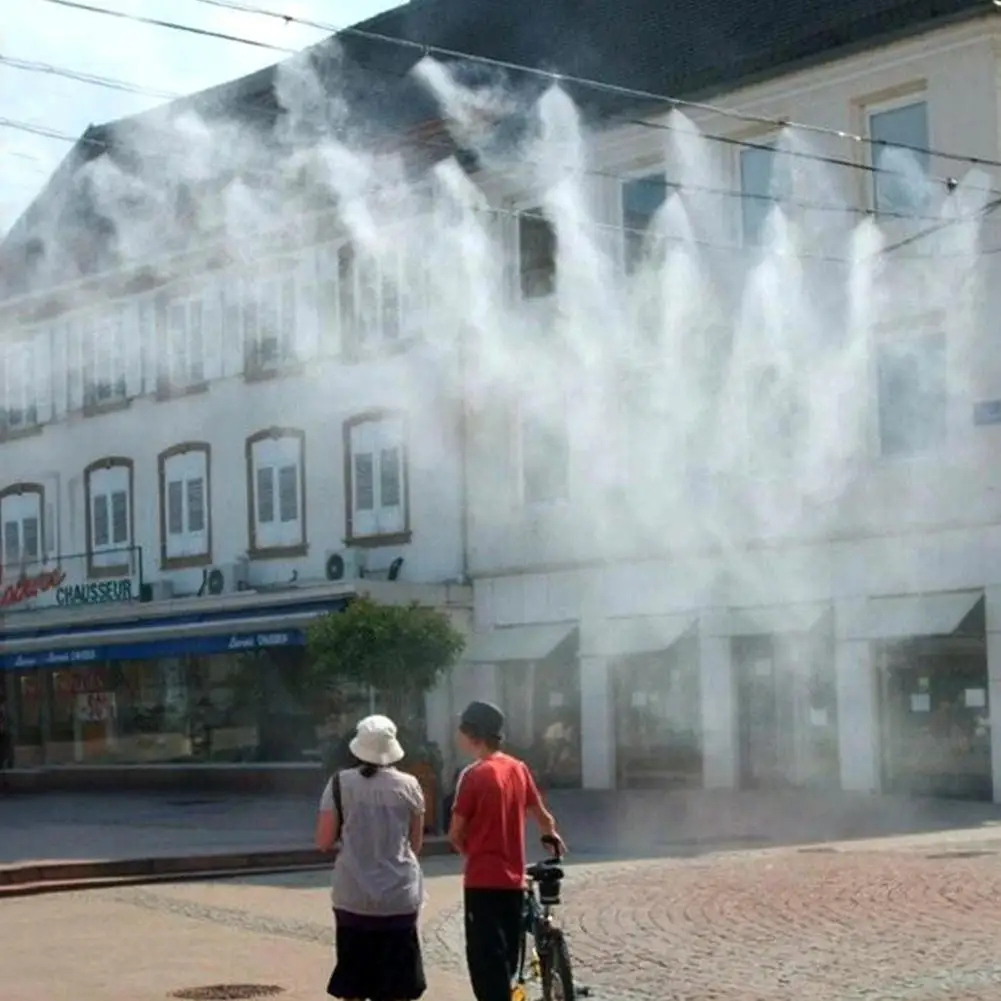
top-left (55, 579), bottom-right (134, 607)
top-left (0, 570), bottom-right (134, 610)
top-left (227, 632), bottom-right (296, 650)
top-left (0, 569), bottom-right (67, 609)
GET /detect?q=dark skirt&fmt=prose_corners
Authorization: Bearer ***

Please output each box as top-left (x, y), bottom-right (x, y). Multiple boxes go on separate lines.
top-left (327, 909), bottom-right (426, 1001)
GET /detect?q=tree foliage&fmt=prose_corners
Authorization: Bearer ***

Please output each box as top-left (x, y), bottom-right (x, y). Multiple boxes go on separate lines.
top-left (306, 597), bottom-right (465, 709)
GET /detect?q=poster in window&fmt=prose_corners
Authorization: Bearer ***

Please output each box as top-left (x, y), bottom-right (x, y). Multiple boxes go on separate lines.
top-left (964, 688), bottom-right (987, 709)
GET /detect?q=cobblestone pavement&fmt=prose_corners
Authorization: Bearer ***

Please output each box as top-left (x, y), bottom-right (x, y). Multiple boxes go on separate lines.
top-left (8, 839), bottom-right (1001, 1000)
top-left (426, 845), bottom-right (1001, 1001)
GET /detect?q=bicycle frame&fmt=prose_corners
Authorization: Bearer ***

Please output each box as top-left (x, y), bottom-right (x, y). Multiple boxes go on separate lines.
top-left (515, 873), bottom-right (557, 990)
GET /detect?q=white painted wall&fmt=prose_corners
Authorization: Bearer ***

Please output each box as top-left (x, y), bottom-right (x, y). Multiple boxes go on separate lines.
top-left (466, 21), bottom-right (1001, 581)
top-left (0, 344), bottom-right (465, 593)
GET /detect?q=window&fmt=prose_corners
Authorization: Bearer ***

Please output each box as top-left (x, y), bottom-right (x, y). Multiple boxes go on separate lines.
top-left (0, 484), bottom-right (43, 579)
top-left (83, 312), bottom-right (128, 408)
top-left (739, 141), bottom-right (791, 245)
top-left (159, 444), bottom-right (211, 567)
top-left (869, 100), bottom-right (930, 216)
top-left (164, 297), bottom-right (205, 391)
top-left (520, 409), bottom-right (570, 504)
top-left (335, 244), bottom-right (405, 357)
top-left (876, 333), bottom-right (946, 457)
top-left (246, 428), bottom-right (306, 556)
top-left (245, 275), bottom-right (297, 376)
top-left (1, 339), bottom-right (39, 433)
top-left (85, 458), bottom-right (134, 576)
top-left (344, 413), bottom-right (409, 543)
top-left (519, 210), bottom-right (557, 299)
top-left (622, 173), bottom-right (669, 273)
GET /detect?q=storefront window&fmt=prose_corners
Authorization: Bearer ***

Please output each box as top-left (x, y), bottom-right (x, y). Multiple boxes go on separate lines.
top-left (499, 658), bottom-right (582, 788)
top-left (7, 645), bottom-right (430, 768)
top-left (881, 643), bottom-right (991, 800)
top-left (14, 671), bottom-right (43, 760)
top-left (614, 641), bottom-right (702, 789)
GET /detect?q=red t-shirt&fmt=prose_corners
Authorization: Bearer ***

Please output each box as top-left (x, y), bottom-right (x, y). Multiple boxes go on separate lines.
top-left (453, 752), bottom-right (541, 889)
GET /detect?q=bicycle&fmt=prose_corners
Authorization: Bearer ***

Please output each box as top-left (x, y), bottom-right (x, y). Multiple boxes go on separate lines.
top-left (512, 835), bottom-right (589, 1001)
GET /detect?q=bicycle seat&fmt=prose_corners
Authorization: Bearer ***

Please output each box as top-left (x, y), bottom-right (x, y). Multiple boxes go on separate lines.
top-left (526, 860), bottom-right (564, 881)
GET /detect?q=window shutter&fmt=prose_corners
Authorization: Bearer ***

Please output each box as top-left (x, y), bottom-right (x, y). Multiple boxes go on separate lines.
top-left (294, 255), bottom-right (319, 362)
top-left (124, 305), bottom-right (143, 399)
top-left (34, 328), bottom-right (53, 424)
top-left (202, 286), bottom-right (223, 382)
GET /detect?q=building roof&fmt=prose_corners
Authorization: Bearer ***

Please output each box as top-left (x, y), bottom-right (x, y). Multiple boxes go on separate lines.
top-left (0, 0), bottom-right (990, 304)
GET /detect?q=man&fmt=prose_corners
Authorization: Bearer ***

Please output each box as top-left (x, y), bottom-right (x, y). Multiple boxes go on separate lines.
top-left (448, 700), bottom-right (565, 1001)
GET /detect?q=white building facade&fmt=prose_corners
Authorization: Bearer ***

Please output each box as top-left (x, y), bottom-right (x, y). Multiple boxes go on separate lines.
top-left (462, 15), bottom-right (1001, 799)
top-left (0, 211), bottom-right (472, 777)
top-left (4, 1), bottom-right (1001, 803)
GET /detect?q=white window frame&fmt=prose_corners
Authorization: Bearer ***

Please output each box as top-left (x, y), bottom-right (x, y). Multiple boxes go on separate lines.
top-left (161, 447), bottom-right (210, 562)
top-left (86, 462), bottom-right (132, 572)
top-left (83, 311), bottom-right (128, 407)
top-left (865, 92), bottom-right (930, 217)
top-left (335, 243), bottom-right (406, 356)
top-left (518, 404), bottom-right (570, 506)
top-left (165, 295), bottom-right (206, 390)
top-left (738, 134), bottom-right (790, 246)
top-left (621, 169), bottom-right (673, 274)
top-left (1, 487), bottom-right (43, 580)
top-left (874, 329), bottom-right (947, 460)
top-left (345, 413), bottom-right (407, 541)
top-left (249, 431), bottom-right (305, 553)
top-left (517, 206), bottom-right (557, 300)
top-left (1, 338), bottom-right (38, 431)
top-left (245, 271), bottom-right (297, 374)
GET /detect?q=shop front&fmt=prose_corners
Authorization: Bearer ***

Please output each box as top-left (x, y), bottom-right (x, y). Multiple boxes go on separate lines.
top-left (463, 622), bottom-right (582, 789)
top-left (587, 614), bottom-right (702, 790)
top-left (730, 605), bottom-right (838, 791)
top-left (1, 594), bottom-right (352, 772)
top-left (865, 592), bottom-right (989, 800)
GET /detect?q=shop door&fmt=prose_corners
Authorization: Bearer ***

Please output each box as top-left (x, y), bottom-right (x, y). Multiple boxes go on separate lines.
top-left (736, 639), bottom-right (793, 789)
top-left (880, 646), bottom-right (991, 800)
top-left (613, 641), bottom-right (702, 789)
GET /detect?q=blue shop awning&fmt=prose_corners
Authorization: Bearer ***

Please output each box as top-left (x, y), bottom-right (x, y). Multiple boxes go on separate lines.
top-left (0, 601), bottom-right (346, 671)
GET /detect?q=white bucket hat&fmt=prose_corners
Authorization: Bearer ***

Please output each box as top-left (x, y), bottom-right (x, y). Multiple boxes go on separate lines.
top-left (349, 714), bottom-right (405, 767)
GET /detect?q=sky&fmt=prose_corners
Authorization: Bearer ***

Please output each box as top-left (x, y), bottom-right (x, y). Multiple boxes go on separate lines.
top-left (1, 0), bottom-right (400, 232)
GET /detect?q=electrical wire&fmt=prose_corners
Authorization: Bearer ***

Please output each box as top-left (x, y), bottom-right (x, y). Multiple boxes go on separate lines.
top-left (6, 33), bottom-right (1001, 227)
top-left (37, 0), bottom-right (1001, 176)
top-left (184, 0), bottom-right (1001, 172)
top-left (5, 48), bottom-right (991, 208)
top-left (0, 55), bottom-right (179, 100)
top-left (4, 7), bottom-right (1000, 260)
top-left (0, 102), bottom-right (992, 249)
top-left (36, 0), bottom-right (301, 53)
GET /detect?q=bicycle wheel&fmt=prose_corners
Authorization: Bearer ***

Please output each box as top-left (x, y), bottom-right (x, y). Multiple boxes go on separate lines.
top-left (540, 929), bottom-right (575, 1001)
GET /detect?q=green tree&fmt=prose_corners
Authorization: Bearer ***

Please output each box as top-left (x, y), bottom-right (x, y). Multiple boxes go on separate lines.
top-left (306, 596), bottom-right (465, 769)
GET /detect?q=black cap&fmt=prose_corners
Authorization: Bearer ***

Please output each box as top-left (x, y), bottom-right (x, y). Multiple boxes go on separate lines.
top-left (459, 700), bottom-right (505, 741)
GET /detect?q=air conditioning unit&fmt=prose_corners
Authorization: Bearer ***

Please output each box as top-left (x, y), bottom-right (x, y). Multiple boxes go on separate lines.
top-left (145, 580), bottom-right (174, 602)
top-left (204, 559), bottom-right (250, 596)
top-left (324, 549), bottom-right (363, 583)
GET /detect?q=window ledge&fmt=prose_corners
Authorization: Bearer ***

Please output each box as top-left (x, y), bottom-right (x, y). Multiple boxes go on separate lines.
top-left (87, 561), bottom-right (132, 580)
top-left (0, 423), bottom-right (44, 444)
top-left (161, 553), bottom-right (212, 571)
top-left (156, 382), bottom-right (209, 402)
top-left (83, 398), bottom-right (131, 419)
top-left (345, 530), bottom-right (413, 550)
top-left (248, 542), bottom-right (308, 560)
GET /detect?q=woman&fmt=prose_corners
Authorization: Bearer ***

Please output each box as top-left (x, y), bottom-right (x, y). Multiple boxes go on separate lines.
top-left (316, 714), bottom-right (427, 1001)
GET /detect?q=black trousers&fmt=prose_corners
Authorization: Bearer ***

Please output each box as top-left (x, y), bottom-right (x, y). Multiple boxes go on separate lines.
top-left (464, 888), bottom-right (525, 1001)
